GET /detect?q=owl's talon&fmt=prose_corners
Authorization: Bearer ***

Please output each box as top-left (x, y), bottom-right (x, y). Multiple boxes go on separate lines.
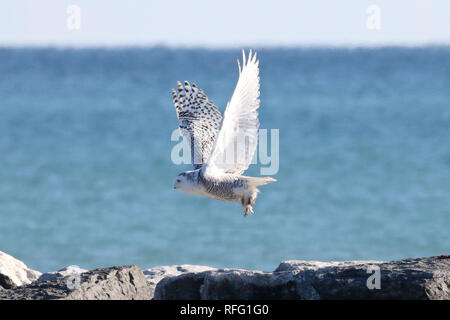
top-left (244, 205), bottom-right (254, 217)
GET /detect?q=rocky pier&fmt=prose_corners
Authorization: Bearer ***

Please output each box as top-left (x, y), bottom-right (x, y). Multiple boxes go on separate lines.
top-left (0, 250), bottom-right (448, 300)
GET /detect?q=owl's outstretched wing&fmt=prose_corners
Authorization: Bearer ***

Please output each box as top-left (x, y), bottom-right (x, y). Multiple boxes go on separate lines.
top-left (172, 81), bottom-right (223, 169)
top-left (204, 50), bottom-right (260, 176)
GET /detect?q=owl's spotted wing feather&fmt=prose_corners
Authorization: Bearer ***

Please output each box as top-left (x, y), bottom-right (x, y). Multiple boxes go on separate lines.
top-left (172, 81), bottom-right (223, 169)
top-left (204, 50), bottom-right (260, 176)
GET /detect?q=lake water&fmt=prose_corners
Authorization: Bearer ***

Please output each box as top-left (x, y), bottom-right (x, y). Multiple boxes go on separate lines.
top-left (0, 47), bottom-right (449, 272)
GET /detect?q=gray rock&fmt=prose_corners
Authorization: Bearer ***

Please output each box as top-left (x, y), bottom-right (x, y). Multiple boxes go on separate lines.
top-left (275, 260), bottom-right (383, 273)
top-left (0, 251), bottom-right (41, 286)
top-left (154, 269), bottom-right (213, 300)
top-left (310, 257), bottom-right (450, 300)
top-left (0, 265), bottom-right (151, 300)
top-left (201, 269), bottom-right (299, 300)
top-left (154, 256), bottom-right (450, 300)
top-left (0, 274), bottom-right (17, 290)
top-left (37, 265), bottom-right (88, 282)
top-left (144, 264), bottom-right (214, 299)
top-left (274, 260), bottom-right (384, 300)
top-left (154, 268), bottom-right (305, 300)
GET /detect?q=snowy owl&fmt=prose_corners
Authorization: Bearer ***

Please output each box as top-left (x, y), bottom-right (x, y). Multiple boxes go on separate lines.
top-left (171, 50), bottom-right (276, 217)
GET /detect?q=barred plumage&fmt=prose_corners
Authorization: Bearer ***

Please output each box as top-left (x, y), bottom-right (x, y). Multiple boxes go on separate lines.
top-left (172, 81), bottom-right (222, 169)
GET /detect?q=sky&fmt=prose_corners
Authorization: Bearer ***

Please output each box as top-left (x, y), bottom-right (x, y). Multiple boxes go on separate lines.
top-left (1, 0), bottom-right (450, 47)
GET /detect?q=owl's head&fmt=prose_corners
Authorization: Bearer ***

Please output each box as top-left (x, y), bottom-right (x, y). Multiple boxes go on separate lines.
top-left (173, 171), bottom-right (198, 195)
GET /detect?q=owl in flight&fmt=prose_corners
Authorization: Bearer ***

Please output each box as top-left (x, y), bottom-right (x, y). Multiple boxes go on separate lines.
top-left (171, 50), bottom-right (276, 217)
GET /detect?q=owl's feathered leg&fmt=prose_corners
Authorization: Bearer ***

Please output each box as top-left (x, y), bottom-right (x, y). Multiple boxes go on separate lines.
top-left (242, 189), bottom-right (259, 217)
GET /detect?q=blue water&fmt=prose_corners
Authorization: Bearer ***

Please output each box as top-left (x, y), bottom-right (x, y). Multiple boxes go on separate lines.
top-left (0, 47), bottom-right (449, 273)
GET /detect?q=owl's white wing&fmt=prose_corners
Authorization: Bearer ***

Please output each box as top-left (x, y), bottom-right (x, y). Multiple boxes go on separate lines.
top-left (204, 50), bottom-right (260, 176)
top-left (172, 81), bottom-right (223, 169)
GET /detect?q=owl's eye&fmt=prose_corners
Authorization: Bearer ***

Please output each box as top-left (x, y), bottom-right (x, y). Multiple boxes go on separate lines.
top-left (176, 179), bottom-right (181, 183)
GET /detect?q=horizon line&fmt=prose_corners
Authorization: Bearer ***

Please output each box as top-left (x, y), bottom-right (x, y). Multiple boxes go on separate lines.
top-left (1, 42), bottom-right (450, 50)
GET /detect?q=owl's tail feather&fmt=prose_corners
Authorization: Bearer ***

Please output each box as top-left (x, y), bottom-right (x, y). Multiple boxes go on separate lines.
top-left (244, 176), bottom-right (277, 187)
